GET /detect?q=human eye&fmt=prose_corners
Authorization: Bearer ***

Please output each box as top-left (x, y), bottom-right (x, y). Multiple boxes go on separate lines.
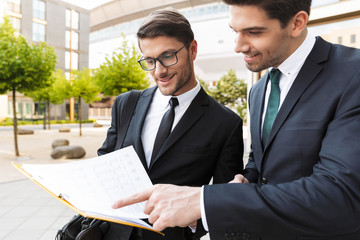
top-left (161, 52), bottom-right (175, 60)
top-left (248, 31), bottom-right (262, 35)
top-left (145, 58), bottom-right (155, 65)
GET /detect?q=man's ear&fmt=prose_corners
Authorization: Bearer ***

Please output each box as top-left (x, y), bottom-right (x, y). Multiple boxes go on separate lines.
top-left (189, 39), bottom-right (198, 61)
top-left (290, 11), bottom-right (308, 38)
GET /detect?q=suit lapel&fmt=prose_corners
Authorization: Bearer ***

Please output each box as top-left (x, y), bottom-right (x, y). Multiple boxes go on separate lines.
top-left (148, 87), bottom-right (208, 170)
top-left (250, 73), bottom-right (268, 152)
top-left (264, 37), bottom-right (330, 150)
top-left (132, 87), bottom-right (156, 170)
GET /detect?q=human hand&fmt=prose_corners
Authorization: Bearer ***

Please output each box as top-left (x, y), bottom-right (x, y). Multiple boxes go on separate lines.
top-left (112, 184), bottom-right (202, 231)
top-left (229, 174), bottom-right (249, 184)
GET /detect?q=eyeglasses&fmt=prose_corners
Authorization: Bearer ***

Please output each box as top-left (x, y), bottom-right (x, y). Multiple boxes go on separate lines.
top-left (138, 44), bottom-right (189, 71)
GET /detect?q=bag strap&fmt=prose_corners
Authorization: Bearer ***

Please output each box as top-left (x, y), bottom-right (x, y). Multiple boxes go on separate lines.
top-left (118, 90), bottom-right (141, 148)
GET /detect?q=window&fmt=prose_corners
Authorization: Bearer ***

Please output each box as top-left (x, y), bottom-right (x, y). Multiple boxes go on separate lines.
top-left (71, 31), bottom-right (79, 50)
top-left (33, 22), bottom-right (46, 42)
top-left (66, 9), bottom-right (71, 28)
top-left (65, 51), bottom-right (71, 69)
top-left (26, 103), bottom-right (32, 115)
top-left (65, 51), bottom-right (79, 70)
top-left (65, 30), bottom-right (71, 48)
top-left (71, 52), bottom-right (79, 70)
top-left (337, 36), bottom-right (342, 44)
top-left (6, 0), bottom-right (20, 13)
top-left (33, 0), bottom-right (46, 20)
top-left (66, 9), bottom-right (79, 30)
top-left (350, 34), bottom-right (356, 43)
top-left (65, 30), bottom-right (79, 50)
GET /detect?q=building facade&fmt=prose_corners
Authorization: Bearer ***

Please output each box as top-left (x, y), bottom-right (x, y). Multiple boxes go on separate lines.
top-left (0, 0), bottom-right (90, 122)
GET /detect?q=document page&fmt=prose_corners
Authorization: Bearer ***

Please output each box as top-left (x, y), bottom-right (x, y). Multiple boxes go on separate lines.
top-left (19, 146), bottom-right (152, 222)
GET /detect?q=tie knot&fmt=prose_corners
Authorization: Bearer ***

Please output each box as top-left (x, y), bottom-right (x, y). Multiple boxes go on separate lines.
top-left (169, 97), bottom-right (179, 107)
top-left (269, 68), bottom-right (281, 85)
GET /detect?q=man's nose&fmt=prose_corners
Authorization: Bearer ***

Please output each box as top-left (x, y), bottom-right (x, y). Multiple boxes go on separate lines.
top-left (234, 33), bottom-right (250, 53)
top-left (154, 60), bottom-right (167, 75)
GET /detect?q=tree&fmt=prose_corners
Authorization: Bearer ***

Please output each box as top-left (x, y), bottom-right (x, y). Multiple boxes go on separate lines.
top-left (70, 68), bottom-right (101, 136)
top-left (94, 35), bottom-right (149, 97)
top-left (25, 70), bottom-right (70, 129)
top-left (0, 16), bottom-right (57, 156)
top-left (208, 69), bottom-right (247, 121)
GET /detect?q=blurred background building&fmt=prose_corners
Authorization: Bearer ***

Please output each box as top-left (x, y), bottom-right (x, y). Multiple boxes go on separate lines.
top-left (0, 0), bottom-right (359, 125)
top-left (0, 0), bottom-right (90, 122)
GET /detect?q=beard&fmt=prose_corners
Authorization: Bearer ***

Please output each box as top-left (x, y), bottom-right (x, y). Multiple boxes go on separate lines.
top-left (157, 56), bottom-right (193, 96)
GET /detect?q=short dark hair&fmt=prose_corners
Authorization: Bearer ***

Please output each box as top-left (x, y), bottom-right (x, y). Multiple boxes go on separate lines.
top-left (222, 0), bottom-right (312, 28)
top-left (137, 8), bottom-right (194, 46)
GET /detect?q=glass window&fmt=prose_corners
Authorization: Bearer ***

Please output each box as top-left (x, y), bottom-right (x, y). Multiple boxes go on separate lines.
top-left (65, 30), bottom-right (71, 48)
top-left (66, 9), bottom-right (79, 29)
top-left (71, 31), bottom-right (79, 50)
top-left (72, 10), bottom-right (79, 29)
top-left (33, 0), bottom-right (46, 20)
top-left (65, 51), bottom-right (71, 69)
top-left (71, 52), bottom-right (78, 70)
top-left (65, 51), bottom-right (78, 70)
top-left (350, 34), bottom-right (356, 43)
top-left (337, 36), bottom-right (342, 44)
top-left (26, 103), bottom-right (32, 114)
top-left (6, 0), bottom-right (21, 13)
top-left (8, 101), bottom-right (12, 115)
top-left (66, 9), bottom-right (71, 28)
top-left (33, 22), bottom-right (46, 42)
top-left (71, 10), bottom-right (79, 29)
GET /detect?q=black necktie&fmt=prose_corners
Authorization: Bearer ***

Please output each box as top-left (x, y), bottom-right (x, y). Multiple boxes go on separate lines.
top-left (151, 97), bottom-right (179, 162)
top-left (262, 68), bottom-right (281, 146)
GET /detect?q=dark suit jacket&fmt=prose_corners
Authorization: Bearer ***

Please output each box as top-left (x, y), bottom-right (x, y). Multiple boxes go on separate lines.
top-left (98, 86), bottom-right (244, 240)
top-left (204, 37), bottom-right (360, 240)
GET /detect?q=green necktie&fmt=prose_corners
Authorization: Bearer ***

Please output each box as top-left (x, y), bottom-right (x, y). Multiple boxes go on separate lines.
top-left (262, 68), bottom-right (281, 146)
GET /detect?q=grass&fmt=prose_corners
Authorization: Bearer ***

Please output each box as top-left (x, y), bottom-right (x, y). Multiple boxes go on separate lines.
top-left (0, 118), bottom-right (96, 127)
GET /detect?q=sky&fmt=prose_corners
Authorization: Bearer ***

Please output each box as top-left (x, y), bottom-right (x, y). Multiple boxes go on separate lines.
top-left (64, 0), bottom-right (340, 10)
top-left (62, 0), bottom-right (113, 10)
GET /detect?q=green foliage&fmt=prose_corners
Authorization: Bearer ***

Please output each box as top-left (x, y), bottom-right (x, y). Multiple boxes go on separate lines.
top-left (206, 69), bottom-right (248, 121)
top-left (0, 118), bottom-right (95, 126)
top-left (0, 17), bottom-right (57, 94)
top-left (0, 15), bottom-right (57, 156)
top-left (94, 35), bottom-right (149, 96)
top-left (70, 68), bottom-right (100, 103)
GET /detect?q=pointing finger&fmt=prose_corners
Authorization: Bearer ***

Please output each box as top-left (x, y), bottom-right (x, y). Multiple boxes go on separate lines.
top-left (112, 187), bottom-right (153, 209)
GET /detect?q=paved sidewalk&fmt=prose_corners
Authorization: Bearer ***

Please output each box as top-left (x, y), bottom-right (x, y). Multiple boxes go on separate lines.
top-left (0, 124), bottom-right (109, 240)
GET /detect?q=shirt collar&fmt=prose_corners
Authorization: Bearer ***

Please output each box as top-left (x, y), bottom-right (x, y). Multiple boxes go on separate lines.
top-left (273, 32), bottom-right (316, 78)
top-left (154, 80), bottom-right (201, 110)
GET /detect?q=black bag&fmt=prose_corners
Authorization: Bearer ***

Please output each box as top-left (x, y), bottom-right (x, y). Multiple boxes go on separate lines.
top-left (55, 215), bottom-right (109, 240)
top-left (55, 90), bottom-right (142, 240)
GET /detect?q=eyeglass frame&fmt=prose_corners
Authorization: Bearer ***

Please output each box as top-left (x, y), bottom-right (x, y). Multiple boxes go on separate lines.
top-left (137, 42), bottom-right (190, 71)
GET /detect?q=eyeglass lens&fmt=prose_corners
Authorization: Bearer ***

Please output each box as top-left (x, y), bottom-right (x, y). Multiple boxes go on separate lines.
top-left (140, 52), bottom-right (177, 70)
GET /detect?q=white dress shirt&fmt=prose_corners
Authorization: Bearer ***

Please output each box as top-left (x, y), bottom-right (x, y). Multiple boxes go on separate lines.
top-left (141, 81), bottom-right (201, 167)
top-left (201, 32), bottom-right (316, 231)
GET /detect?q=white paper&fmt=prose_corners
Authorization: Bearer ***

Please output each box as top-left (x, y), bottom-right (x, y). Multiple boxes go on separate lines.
top-left (21, 146), bottom-right (152, 223)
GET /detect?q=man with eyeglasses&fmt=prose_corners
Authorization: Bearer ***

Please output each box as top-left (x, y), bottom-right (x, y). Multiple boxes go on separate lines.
top-left (98, 8), bottom-right (244, 240)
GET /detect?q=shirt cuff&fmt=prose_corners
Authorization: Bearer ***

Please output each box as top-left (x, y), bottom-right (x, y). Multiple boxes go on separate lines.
top-left (200, 185), bottom-right (209, 231)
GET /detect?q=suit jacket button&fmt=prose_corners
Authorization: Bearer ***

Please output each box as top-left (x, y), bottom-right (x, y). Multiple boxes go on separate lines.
top-left (262, 177), bottom-right (268, 184)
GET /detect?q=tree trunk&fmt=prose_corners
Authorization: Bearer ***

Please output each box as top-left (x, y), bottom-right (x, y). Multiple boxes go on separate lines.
top-left (47, 100), bottom-right (51, 130)
top-left (78, 96), bottom-right (82, 136)
top-left (43, 102), bottom-right (46, 130)
top-left (54, 105), bottom-right (58, 121)
top-left (12, 87), bottom-right (19, 157)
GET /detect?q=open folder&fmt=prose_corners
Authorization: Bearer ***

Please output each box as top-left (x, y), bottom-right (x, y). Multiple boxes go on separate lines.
top-left (13, 146), bottom-right (162, 235)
